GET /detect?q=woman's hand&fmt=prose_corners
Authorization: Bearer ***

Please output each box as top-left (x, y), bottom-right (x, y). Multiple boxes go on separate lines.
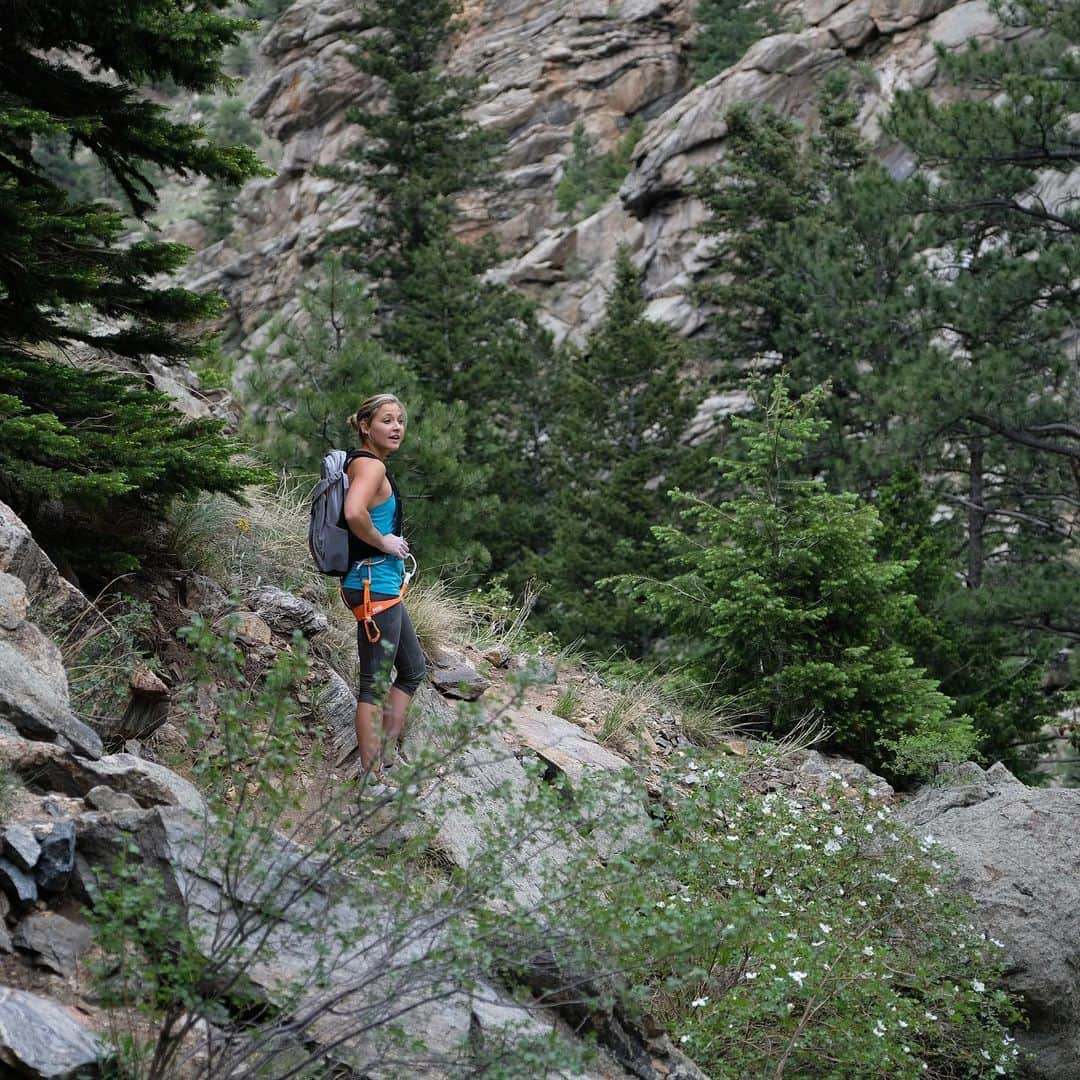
top-left (381, 533), bottom-right (410, 559)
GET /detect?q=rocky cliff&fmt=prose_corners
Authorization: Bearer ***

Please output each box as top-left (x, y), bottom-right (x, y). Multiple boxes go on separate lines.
top-left (178, 0), bottom-right (1024, 363)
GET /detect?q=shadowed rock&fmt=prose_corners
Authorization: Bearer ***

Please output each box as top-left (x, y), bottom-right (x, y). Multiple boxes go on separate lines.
top-left (898, 762), bottom-right (1080, 1079)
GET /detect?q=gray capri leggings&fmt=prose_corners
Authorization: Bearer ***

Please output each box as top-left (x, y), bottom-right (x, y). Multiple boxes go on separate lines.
top-left (341, 589), bottom-right (426, 705)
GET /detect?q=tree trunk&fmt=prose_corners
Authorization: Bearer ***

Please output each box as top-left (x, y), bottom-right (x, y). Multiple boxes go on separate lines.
top-left (967, 435), bottom-right (986, 589)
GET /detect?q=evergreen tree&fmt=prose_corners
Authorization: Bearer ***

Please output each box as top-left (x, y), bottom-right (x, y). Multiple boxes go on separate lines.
top-left (0, 0), bottom-right (267, 572)
top-left (325, 0), bottom-right (495, 297)
top-left (613, 379), bottom-right (969, 779)
top-left (885, 0), bottom-right (1080, 631)
top-left (555, 118), bottom-right (645, 222)
top-left (539, 249), bottom-right (702, 654)
top-left (696, 74), bottom-right (930, 489)
top-left (694, 68), bottom-right (1074, 773)
top-left (691, 0), bottom-right (782, 83)
top-left (245, 259), bottom-right (492, 574)
top-left (327, 0), bottom-right (556, 581)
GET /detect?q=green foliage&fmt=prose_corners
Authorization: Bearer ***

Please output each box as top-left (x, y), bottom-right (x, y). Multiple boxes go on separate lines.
top-left (244, 257), bottom-right (492, 574)
top-left (691, 0), bottom-right (782, 82)
top-left (694, 65), bottom-right (1075, 776)
top-left (556, 117), bottom-right (645, 221)
top-left (0, 0), bottom-right (270, 572)
top-left (612, 379), bottom-right (969, 777)
top-left (192, 94), bottom-right (263, 240)
top-left (583, 755), bottom-right (1022, 1078)
top-left (244, 0), bottom-right (296, 23)
top-left (535, 249), bottom-right (703, 654)
top-left (87, 616), bottom-right (1021, 1077)
top-left (0, 352), bottom-right (268, 572)
top-left (87, 617), bottom-right (611, 1077)
top-left (325, 0), bottom-right (496, 292)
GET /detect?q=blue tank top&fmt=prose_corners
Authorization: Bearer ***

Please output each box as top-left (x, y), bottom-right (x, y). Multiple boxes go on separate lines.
top-left (342, 494), bottom-right (404, 595)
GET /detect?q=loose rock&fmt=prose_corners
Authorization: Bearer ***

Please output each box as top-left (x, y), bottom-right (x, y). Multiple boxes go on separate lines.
top-left (0, 986), bottom-right (104, 1078)
top-left (0, 858), bottom-right (37, 907)
top-left (13, 912), bottom-right (93, 978)
top-left (34, 820), bottom-right (76, 895)
top-left (3, 823), bottom-right (40, 873)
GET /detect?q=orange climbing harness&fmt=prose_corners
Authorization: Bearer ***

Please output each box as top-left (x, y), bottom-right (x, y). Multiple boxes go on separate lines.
top-left (341, 553), bottom-right (417, 644)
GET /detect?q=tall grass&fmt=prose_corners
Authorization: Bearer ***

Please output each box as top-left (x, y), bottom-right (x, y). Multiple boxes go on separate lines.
top-left (168, 478), bottom-right (474, 668)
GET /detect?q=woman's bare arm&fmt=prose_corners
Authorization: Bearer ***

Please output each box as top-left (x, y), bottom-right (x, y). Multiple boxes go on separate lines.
top-left (343, 457), bottom-right (409, 558)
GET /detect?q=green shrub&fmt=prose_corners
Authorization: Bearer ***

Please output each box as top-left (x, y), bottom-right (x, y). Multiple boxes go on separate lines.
top-left (580, 752), bottom-right (1023, 1078)
top-left (610, 378), bottom-right (975, 779)
top-left (556, 118), bottom-right (645, 221)
top-left (691, 0), bottom-right (782, 83)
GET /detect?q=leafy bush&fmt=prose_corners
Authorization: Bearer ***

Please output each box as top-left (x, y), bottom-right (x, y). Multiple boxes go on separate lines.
top-left (86, 618), bottom-right (617, 1077)
top-left (611, 378), bottom-right (975, 779)
top-left (585, 752), bottom-right (1023, 1078)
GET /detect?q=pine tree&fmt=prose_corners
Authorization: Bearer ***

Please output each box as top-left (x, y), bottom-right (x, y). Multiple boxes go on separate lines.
top-left (0, 0), bottom-right (267, 572)
top-left (694, 64), bottom-right (1075, 773)
top-left (538, 249), bottom-right (702, 654)
top-left (885, 0), bottom-right (1080, 620)
top-left (325, 0), bottom-right (495, 297)
top-left (327, 0), bottom-right (556, 580)
top-left (613, 379), bottom-right (968, 779)
top-left (696, 74), bottom-right (929, 489)
top-left (691, 0), bottom-right (782, 83)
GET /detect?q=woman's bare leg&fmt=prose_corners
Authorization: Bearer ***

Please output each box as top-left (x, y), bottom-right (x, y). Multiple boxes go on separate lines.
top-left (355, 700), bottom-right (382, 774)
top-left (381, 686), bottom-right (413, 765)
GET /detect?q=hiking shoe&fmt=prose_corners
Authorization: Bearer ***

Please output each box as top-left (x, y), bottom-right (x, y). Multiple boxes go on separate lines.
top-left (357, 771), bottom-right (397, 802)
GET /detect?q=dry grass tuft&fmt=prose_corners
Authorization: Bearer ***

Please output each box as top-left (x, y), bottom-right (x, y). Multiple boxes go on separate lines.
top-left (466, 579), bottom-right (541, 652)
top-left (596, 672), bottom-right (667, 755)
top-left (168, 474), bottom-right (323, 596)
top-left (406, 578), bottom-right (472, 660)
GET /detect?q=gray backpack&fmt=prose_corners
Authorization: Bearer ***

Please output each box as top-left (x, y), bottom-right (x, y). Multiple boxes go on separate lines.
top-left (309, 449), bottom-right (351, 576)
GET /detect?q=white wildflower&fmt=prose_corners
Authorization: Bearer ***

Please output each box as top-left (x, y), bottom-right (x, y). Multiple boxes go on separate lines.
top-left (691, 996), bottom-right (709, 1008)
top-left (823, 839), bottom-right (842, 855)
top-left (788, 971), bottom-right (808, 987)
top-left (872, 1020), bottom-right (886, 1037)
top-left (972, 979), bottom-right (986, 993)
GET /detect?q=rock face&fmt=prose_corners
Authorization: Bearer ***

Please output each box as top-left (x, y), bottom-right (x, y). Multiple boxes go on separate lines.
top-left (897, 762), bottom-right (1080, 1080)
top-left (0, 572), bottom-right (102, 761)
top-left (176, 0), bottom-right (1033, 368)
top-left (178, 0), bottom-right (692, 367)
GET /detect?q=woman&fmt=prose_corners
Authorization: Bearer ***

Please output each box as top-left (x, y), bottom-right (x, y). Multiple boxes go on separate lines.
top-left (340, 393), bottom-right (425, 790)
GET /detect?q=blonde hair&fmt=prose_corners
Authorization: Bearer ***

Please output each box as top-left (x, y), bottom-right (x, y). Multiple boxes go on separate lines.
top-left (347, 394), bottom-right (407, 443)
